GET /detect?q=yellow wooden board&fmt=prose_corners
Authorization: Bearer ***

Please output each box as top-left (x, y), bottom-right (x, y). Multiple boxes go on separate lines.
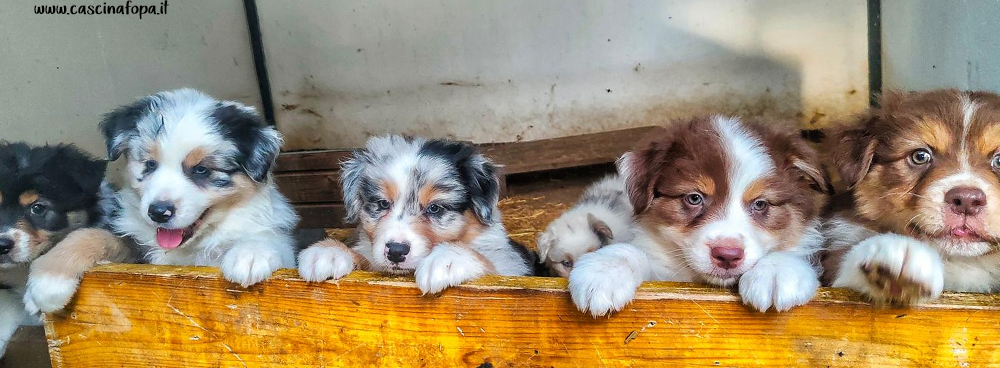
top-left (45, 264), bottom-right (1000, 367)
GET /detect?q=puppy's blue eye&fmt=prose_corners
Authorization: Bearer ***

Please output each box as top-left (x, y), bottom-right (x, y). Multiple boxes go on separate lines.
top-left (143, 160), bottom-right (158, 173)
top-left (375, 199), bottom-right (391, 210)
top-left (992, 154), bottom-right (1000, 169)
top-left (560, 260), bottom-right (573, 268)
top-left (684, 193), bottom-right (704, 206)
top-left (191, 165), bottom-right (209, 177)
top-left (425, 204), bottom-right (443, 215)
top-left (750, 199), bottom-right (768, 213)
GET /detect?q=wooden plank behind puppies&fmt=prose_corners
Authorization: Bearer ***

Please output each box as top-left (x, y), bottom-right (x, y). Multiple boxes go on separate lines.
top-left (275, 149), bottom-right (352, 173)
top-left (46, 264), bottom-right (1000, 367)
top-left (273, 171), bottom-right (343, 204)
top-left (478, 126), bottom-right (659, 174)
top-left (294, 203), bottom-right (346, 229)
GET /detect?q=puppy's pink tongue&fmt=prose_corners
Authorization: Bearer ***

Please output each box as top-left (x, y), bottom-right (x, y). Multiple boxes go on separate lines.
top-left (156, 228), bottom-right (184, 249)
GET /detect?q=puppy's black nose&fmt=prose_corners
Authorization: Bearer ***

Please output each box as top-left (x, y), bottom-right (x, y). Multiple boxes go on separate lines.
top-left (946, 186), bottom-right (986, 216)
top-left (147, 201), bottom-right (176, 223)
top-left (0, 237), bottom-right (13, 255)
top-left (386, 242), bottom-right (410, 263)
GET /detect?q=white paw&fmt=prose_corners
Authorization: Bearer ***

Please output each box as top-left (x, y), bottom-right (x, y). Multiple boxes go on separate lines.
top-left (414, 245), bottom-right (486, 294)
top-left (221, 247), bottom-right (282, 287)
top-left (738, 253), bottom-right (818, 312)
top-left (567, 244), bottom-right (644, 318)
top-left (298, 245), bottom-right (354, 282)
top-left (23, 274), bottom-right (80, 314)
top-left (834, 234), bottom-right (944, 303)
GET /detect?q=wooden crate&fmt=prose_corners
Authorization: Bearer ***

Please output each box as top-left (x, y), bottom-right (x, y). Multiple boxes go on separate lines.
top-left (44, 264), bottom-right (1000, 367)
top-left (274, 127), bottom-right (658, 229)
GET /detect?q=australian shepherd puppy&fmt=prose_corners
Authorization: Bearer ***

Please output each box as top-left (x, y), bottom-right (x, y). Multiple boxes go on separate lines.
top-left (537, 174), bottom-right (635, 277)
top-left (569, 116), bottom-right (831, 316)
top-left (822, 90), bottom-right (1000, 303)
top-left (0, 142), bottom-right (106, 355)
top-left (298, 135), bottom-right (535, 293)
top-left (22, 88), bottom-right (297, 315)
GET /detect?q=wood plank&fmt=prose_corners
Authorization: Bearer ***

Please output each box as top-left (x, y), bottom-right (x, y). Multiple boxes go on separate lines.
top-left (46, 264), bottom-right (1000, 368)
top-left (274, 170), bottom-right (343, 204)
top-left (275, 150), bottom-right (352, 173)
top-left (479, 126), bottom-right (659, 174)
top-left (274, 127), bottom-right (659, 176)
top-left (294, 203), bottom-right (346, 229)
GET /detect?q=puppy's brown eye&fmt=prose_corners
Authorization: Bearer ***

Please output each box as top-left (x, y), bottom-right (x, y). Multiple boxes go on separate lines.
top-left (909, 149), bottom-right (933, 165)
top-left (560, 260), bottom-right (573, 268)
top-left (750, 199), bottom-right (768, 213)
top-left (29, 203), bottom-right (47, 216)
top-left (684, 193), bottom-right (704, 206)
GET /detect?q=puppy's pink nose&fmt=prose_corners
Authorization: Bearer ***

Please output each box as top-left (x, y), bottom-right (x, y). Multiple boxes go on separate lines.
top-left (710, 242), bottom-right (744, 270)
top-left (946, 186), bottom-right (986, 216)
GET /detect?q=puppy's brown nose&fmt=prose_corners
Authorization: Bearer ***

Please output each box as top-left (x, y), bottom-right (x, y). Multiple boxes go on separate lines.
top-left (710, 245), bottom-right (744, 270)
top-left (945, 186), bottom-right (986, 216)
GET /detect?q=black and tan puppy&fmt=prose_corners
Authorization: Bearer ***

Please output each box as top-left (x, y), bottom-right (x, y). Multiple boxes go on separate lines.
top-left (0, 142), bottom-right (106, 356)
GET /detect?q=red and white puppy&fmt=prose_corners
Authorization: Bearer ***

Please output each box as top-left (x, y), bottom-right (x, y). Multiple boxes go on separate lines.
top-left (822, 90), bottom-right (1000, 303)
top-left (569, 116), bottom-right (830, 316)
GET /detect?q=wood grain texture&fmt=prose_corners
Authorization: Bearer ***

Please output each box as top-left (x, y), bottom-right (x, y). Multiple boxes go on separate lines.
top-left (478, 126), bottom-right (659, 174)
top-left (275, 150), bottom-right (352, 173)
top-left (294, 203), bottom-right (346, 229)
top-left (46, 264), bottom-right (1000, 368)
top-left (274, 170), bottom-right (343, 204)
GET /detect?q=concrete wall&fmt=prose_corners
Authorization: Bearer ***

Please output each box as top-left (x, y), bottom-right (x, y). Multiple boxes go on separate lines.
top-left (1, 0), bottom-right (870, 153)
top-left (259, 0), bottom-right (869, 150)
top-left (882, 0), bottom-right (1000, 92)
top-left (0, 0), bottom-right (261, 157)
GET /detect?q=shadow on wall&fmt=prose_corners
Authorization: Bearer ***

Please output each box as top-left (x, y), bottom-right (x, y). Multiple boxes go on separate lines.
top-left (257, 0), bottom-right (871, 150)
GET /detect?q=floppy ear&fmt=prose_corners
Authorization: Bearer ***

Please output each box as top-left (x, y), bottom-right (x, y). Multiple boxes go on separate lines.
top-left (587, 213), bottom-right (614, 245)
top-left (212, 104), bottom-right (282, 183)
top-left (53, 145), bottom-right (107, 197)
top-left (785, 138), bottom-right (834, 195)
top-left (536, 228), bottom-right (554, 261)
top-left (462, 153), bottom-right (501, 225)
top-left (339, 154), bottom-right (366, 224)
top-left (99, 97), bottom-right (152, 161)
top-left (617, 139), bottom-right (670, 215)
top-left (830, 118), bottom-right (877, 189)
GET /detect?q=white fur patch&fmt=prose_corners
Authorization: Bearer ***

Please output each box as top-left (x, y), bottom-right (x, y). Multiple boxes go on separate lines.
top-left (22, 273), bottom-right (79, 314)
top-left (220, 243), bottom-right (287, 288)
top-left (414, 243), bottom-right (488, 294)
top-left (568, 243), bottom-right (649, 317)
top-left (832, 233), bottom-right (944, 303)
top-left (297, 245), bottom-right (355, 282)
top-left (738, 252), bottom-right (818, 312)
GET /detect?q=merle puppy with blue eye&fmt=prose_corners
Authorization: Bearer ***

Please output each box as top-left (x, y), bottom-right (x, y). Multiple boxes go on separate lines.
top-left (298, 135), bottom-right (537, 294)
top-left (22, 89), bottom-right (298, 316)
top-left (0, 142), bottom-right (107, 356)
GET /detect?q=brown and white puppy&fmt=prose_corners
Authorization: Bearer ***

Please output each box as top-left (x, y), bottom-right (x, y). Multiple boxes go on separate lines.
top-left (822, 89), bottom-right (1000, 303)
top-left (298, 135), bottom-right (536, 294)
top-left (0, 142), bottom-right (106, 356)
top-left (537, 174), bottom-right (635, 277)
top-left (569, 116), bottom-right (831, 316)
top-left (22, 89), bottom-right (297, 315)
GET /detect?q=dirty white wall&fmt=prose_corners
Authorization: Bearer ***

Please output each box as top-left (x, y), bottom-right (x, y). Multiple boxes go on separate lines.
top-left (259, 0), bottom-right (869, 150)
top-left (882, 0), bottom-right (1000, 93)
top-left (0, 0), bottom-right (261, 158)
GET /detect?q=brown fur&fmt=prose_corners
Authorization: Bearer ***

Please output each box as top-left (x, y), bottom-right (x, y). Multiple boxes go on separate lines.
top-left (30, 228), bottom-right (135, 280)
top-left (18, 191), bottom-right (38, 207)
top-left (624, 117), bottom-right (828, 251)
top-left (182, 147), bottom-right (209, 169)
